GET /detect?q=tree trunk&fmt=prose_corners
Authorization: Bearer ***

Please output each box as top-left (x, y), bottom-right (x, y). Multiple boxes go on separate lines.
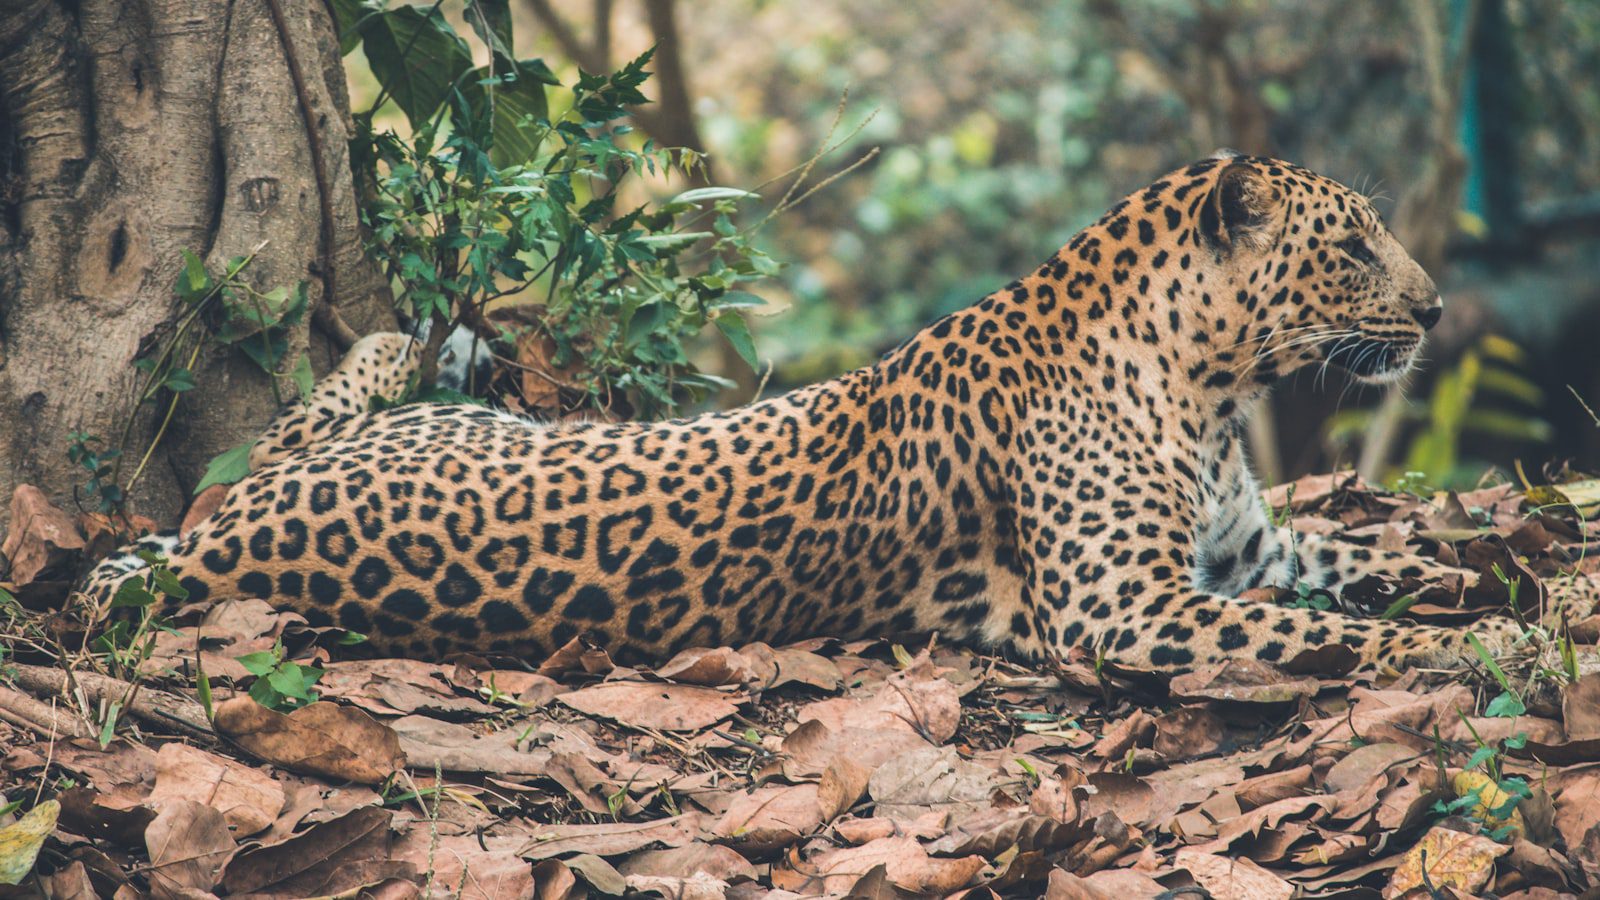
top-left (0, 0), bottom-right (394, 532)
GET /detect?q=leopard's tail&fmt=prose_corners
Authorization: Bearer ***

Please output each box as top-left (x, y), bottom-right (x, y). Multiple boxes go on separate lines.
top-left (76, 529), bottom-right (184, 611)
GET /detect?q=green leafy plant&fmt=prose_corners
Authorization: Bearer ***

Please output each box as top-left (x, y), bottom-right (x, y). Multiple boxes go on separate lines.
top-left (338, 0), bottom-right (778, 417)
top-left (1437, 713), bottom-right (1532, 842)
top-left (72, 246), bottom-right (312, 512)
top-left (66, 432), bottom-right (124, 514)
top-left (94, 550), bottom-right (187, 681)
top-left (1466, 631), bottom-right (1527, 718)
top-left (236, 640), bottom-right (324, 711)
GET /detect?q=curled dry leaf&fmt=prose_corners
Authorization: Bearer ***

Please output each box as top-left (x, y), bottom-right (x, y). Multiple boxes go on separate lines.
top-left (148, 742), bottom-right (285, 836)
top-left (221, 806), bottom-right (415, 898)
top-left (655, 646), bottom-right (758, 686)
top-left (923, 808), bottom-right (1087, 857)
top-left (319, 658), bottom-right (495, 718)
top-left (2, 485), bottom-right (84, 585)
top-left (1091, 708), bottom-right (1154, 759)
top-left (557, 681), bottom-right (740, 731)
top-left (213, 697), bottom-right (404, 785)
top-left (818, 755), bottom-right (873, 821)
top-left (515, 813), bottom-right (702, 860)
top-left (779, 719), bottom-right (917, 781)
top-left (618, 844), bottom-right (759, 882)
top-left (739, 642), bottom-right (843, 690)
top-left (1384, 825), bottom-right (1510, 899)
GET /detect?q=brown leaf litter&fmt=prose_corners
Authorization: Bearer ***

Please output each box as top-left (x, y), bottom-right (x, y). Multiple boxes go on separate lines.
top-left (2, 471), bottom-right (1600, 897)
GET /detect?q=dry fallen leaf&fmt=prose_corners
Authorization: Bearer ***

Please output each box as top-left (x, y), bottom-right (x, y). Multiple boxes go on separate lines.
top-left (557, 681), bottom-right (740, 731)
top-left (148, 742), bottom-right (285, 836)
top-left (1169, 659), bottom-right (1323, 705)
top-left (1176, 848), bottom-right (1294, 900)
top-left (867, 746), bottom-right (999, 820)
top-left (214, 697), bottom-right (405, 784)
top-left (818, 755), bottom-right (873, 821)
top-left (1384, 825), bottom-right (1510, 898)
top-left (777, 835), bottom-right (985, 895)
top-left (390, 831), bottom-right (530, 900)
top-left (1152, 705), bottom-right (1224, 759)
top-left (220, 805), bottom-right (415, 898)
top-left (1, 485), bottom-right (84, 585)
top-left (713, 784), bottom-right (824, 851)
top-left (1562, 672), bottom-right (1600, 740)
top-left (1044, 866), bottom-right (1169, 899)
top-left (515, 814), bottom-right (702, 860)
top-left (143, 800), bottom-right (235, 899)
top-left (795, 657), bottom-right (961, 742)
top-left (655, 646), bottom-right (758, 685)
top-left (0, 799), bottom-right (59, 886)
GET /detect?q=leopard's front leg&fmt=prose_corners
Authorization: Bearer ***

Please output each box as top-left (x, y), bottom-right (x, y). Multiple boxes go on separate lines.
top-left (1016, 457), bottom-right (1518, 672)
top-left (1286, 529), bottom-right (1476, 592)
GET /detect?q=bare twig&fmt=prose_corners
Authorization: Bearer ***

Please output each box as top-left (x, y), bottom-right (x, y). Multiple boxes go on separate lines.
top-left (9, 662), bottom-right (214, 742)
top-left (0, 685), bottom-right (92, 740)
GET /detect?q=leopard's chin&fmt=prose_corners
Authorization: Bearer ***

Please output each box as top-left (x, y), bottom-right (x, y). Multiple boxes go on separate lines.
top-left (1327, 335), bottom-right (1421, 384)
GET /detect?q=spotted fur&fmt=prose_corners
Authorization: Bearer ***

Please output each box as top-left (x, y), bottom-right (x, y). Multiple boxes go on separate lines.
top-left (81, 155), bottom-right (1521, 670)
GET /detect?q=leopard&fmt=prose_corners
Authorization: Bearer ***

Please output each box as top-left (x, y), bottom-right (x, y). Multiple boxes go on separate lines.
top-left (81, 153), bottom-right (1526, 673)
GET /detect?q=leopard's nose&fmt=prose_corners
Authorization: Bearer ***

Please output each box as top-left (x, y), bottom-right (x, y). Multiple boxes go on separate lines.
top-left (1411, 300), bottom-right (1442, 331)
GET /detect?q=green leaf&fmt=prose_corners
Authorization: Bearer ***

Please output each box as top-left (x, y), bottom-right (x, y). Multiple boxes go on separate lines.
top-left (710, 291), bottom-right (767, 311)
top-left (110, 579), bottom-right (155, 610)
top-left (163, 368), bottom-right (197, 393)
top-left (1465, 745), bottom-right (1497, 770)
top-left (1485, 691), bottom-right (1526, 718)
top-left (1379, 594), bottom-right (1419, 620)
top-left (195, 655), bottom-right (214, 720)
top-left (235, 651), bottom-right (278, 678)
top-left (462, 0), bottom-right (513, 59)
top-left (288, 354), bottom-right (315, 402)
top-left (1465, 632), bottom-right (1512, 691)
top-left (151, 567), bottom-right (190, 601)
top-left (267, 664), bottom-right (318, 701)
top-left (358, 4), bottom-right (475, 127)
top-left (714, 313), bottom-right (758, 370)
top-left (98, 701), bottom-right (121, 748)
top-left (327, 0), bottom-right (369, 54)
top-left (670, 186), bottom-right (758, 206)
top-left (178, 250), bottom-right (211, 301)
top-left (194, 441), bottom-right (255, 494)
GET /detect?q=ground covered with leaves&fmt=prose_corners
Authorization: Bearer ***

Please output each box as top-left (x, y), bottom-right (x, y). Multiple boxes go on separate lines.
top-left (2, 470), bottom-right (1600, 899)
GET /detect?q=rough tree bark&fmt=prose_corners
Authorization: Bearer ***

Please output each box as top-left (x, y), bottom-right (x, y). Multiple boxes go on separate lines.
top-left (0, 0), bottom-right (394, 532)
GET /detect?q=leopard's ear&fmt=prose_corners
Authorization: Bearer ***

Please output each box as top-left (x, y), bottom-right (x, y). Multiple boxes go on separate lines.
top-left (1200, 159), bottom-right (1280, 253)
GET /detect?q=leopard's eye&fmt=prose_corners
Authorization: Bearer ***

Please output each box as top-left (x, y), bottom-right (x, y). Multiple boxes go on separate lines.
top-left (1336, 236), bottom-right (1377, 266)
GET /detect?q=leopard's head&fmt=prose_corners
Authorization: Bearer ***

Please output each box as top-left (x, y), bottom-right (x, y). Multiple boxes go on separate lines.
top-left (1195, 154), bottom-right (1441, 385)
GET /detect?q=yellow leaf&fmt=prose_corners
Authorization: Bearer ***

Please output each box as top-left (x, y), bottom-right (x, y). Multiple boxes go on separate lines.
top-left (1384, 825), bottom-right (1509, 899)
top-left (0, 799), bottom-right (59, 886)
top-left (1452, 771), bottom-right (1525, 840)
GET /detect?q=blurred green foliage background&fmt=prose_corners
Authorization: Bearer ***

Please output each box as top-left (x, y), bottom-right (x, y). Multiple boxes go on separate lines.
top-left (349, 0), bottom-right (1600, 488)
